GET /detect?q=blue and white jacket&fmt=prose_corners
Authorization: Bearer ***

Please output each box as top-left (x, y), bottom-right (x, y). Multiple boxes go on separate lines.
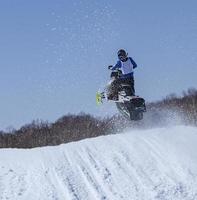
top-left (112, 57), bottom-right (137, 79)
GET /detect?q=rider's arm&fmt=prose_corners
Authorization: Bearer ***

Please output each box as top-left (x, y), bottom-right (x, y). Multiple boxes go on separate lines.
top-left (111, 60), bottom-right (121, 70)
top-left (129, 57), bottom-right (137, 69)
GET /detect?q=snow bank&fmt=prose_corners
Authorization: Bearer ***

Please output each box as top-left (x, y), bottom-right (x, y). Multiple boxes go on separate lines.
top-left (0, 126), bottom-right (197, 200)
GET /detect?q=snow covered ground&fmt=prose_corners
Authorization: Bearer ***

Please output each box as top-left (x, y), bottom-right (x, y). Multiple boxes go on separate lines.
top-left (0, 126), bottom-right (197, 200)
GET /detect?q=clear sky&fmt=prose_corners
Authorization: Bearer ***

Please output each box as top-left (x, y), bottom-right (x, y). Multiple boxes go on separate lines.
top-left (0, 0), bottom-right (197, 130)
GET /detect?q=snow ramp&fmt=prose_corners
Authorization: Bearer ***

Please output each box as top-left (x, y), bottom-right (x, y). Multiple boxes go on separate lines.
top-left (0, 126), bottom-right (197, 200)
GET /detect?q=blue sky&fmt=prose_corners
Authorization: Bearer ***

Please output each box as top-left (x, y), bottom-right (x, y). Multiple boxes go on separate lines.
top-left (0, 0), bottom-right (197, 130)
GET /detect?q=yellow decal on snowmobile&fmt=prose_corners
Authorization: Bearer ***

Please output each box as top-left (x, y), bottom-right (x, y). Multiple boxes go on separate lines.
top-left (96, 92), bottom-right (103, 105)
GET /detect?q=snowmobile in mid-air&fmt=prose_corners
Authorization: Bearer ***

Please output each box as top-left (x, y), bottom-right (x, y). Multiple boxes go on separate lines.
top-left (96, 69), bottom-right (146, 120)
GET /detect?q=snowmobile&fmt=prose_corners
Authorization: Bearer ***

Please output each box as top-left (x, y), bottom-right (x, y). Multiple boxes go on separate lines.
top-left (96, 69), bottom-right (146, 120)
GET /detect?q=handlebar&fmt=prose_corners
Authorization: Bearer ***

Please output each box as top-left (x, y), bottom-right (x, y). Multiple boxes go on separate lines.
top-left (108, 65), bottom-right (113, 70)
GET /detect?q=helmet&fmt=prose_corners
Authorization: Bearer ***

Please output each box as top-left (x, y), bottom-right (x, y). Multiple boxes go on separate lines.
top-left (117, 49), bottom-right (128, 61)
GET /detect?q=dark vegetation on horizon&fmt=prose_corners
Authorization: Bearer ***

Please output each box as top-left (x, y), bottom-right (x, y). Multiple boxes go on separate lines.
top-left (0, 88), bottom-right (197, 148)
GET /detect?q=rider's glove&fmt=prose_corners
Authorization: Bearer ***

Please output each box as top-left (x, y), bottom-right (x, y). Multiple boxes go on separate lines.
top-left (108, 65), bottom-right (113, 70)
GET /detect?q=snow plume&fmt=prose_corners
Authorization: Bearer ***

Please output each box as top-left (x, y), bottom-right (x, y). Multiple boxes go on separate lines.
top-left (103, 107), bottom-right (188, 135)
top-left (142, 107), bottom-right (186, 128)
top-left (0, 126), bottom-right (197, 199)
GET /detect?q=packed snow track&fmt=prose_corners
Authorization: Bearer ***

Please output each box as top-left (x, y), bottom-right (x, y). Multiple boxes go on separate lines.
top-left (0, 126), bottom-right (197, 200)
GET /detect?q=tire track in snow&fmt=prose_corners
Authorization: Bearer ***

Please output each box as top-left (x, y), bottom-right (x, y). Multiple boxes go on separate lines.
top-left (54, 150), bottom-right (92, 200)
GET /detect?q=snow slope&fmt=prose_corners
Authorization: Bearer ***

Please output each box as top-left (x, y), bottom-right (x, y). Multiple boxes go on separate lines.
top-left (0, 126), bottom-right (197, 200)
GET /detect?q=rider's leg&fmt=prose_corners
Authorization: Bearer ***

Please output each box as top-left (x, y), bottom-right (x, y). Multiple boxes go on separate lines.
top-left (120, 78), bottom-right (135, 96)
top-left (130, 77), bottom-right (135, 96)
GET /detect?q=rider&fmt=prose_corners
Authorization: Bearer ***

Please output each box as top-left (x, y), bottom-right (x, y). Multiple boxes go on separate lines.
top-left (108, 49), bottom-right (137, 99)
